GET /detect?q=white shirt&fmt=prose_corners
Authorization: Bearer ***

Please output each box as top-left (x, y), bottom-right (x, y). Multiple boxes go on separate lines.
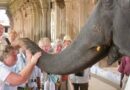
top-left (125, 76), bottom-right (130, 90)
top-left (14, 52), bottom-right (27, 87)
top-left (28, 66), bottom-right (41, 88)
top-left (0, 61), bottom-right (17, 90)
top-left (69, 68), bottom-right (91, 84)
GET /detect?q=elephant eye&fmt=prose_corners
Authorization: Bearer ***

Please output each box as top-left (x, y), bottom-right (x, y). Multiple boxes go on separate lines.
top-left (102, 0), bottom-right (114, 8)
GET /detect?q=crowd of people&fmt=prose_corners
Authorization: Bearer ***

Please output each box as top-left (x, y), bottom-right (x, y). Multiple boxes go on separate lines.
top-left (1, 23), bottom-right (130, 90)
top-left (0, 24), bottom-right (91, 90)
top-left (0, 24), bottom-right (41, 90)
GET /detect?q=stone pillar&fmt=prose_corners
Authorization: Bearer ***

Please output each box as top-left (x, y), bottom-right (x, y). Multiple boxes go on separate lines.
top-left (30, 5), bottom-right (35, 40)
top-left (50, 1), bottom-right (56, 41)
top-left (55, 1), bottom-right (60, 39)
top-left (79, 0), bottom-right (86, 30)
top-left (31, 1), bottom-right (41, 41)
top-left (41, 8), bottom-right (48, 38)
top-left (39, 0), bottom-right (48, 37)
top-left (64, 0), bottom-right (72, 37)
top-left (71, 0), bottom-right (80, 38)
top-left (51, 0), bottom-right (66, 41)
top-left (56, 1), bottom-right (66, 40)
top-left (20, 6), bottom-right (26, 37)
top-left (44, 0), bottom-right (51, 39)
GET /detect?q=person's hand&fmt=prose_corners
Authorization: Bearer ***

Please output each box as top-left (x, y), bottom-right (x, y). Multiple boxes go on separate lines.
top-left (11, 38), bottom-right (24, 48)
top-left (26, 49), bottom-right (41, 65)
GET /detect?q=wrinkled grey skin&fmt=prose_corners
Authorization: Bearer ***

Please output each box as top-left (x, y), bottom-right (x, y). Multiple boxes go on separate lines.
top-left (107, 46), bottom-right (122, 65)
top-left (16, 0), bottom-right (130, 74)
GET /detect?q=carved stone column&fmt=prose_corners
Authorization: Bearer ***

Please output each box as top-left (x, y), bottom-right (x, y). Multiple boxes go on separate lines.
top-left (50, 0), bottom-right (66, 41)
top-left (56, 1), bottom-right (66, 40)
top-left (40, 8), bottom-right (48, 38)
top-left (64, 0), bottom-right (73, 38)
top-left (39, 0), bottom-right (48, 38)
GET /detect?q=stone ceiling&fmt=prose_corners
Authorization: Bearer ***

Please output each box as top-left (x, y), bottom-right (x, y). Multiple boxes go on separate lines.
top-left (0, 0), bottom-right (10, 9)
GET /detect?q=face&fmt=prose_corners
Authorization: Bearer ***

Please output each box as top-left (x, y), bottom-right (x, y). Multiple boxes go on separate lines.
top-left (4, 50), bottom-right (17, 67)
top-left (63, 40), bottom-right (71, 48)
top-left (0, 25), bottom-right (4, 36)
top-left (38, 41), bottom-right (51, 52)
top-left (55, 44), bottom-right (62, 53)
top-left (43, 44), bottom-right (51, 52)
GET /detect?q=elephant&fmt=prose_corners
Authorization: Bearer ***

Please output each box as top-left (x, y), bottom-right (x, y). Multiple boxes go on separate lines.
top-left (13, 0), bottom-right (130, 75)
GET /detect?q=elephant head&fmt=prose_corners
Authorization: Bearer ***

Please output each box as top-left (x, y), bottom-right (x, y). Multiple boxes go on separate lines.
top-left (13, 0), bottom-right (130, 74)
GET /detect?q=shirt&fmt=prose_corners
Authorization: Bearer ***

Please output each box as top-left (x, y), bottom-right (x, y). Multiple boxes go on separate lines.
top-left (118, 56), bottom-right (130, 76)
top-left (14, 52), bottom-right (27, 87)
top-left (125, 76), bottom-right (130, 90)
top-left (69, 68), bottom-right (90, 84)
top-left (0, 61), bottom-right (17, 90)
top-left (14, 52), bottom-right (26, 73)
top-left (28, 66), bottom-right (41, 88)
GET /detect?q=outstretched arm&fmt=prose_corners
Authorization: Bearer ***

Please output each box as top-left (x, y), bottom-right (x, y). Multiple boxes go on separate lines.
top-left (6, 50), bottom-right (41, 86)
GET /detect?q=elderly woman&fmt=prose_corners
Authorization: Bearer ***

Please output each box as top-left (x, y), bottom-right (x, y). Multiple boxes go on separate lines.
top-left (38, 37), bottom-right (59, 90)
top-left (0, 45), bottom-right (41, 90)
top-left (54, 39), bottom-right (63, 54)
top-left (38, 37), bottom-right (53, 53)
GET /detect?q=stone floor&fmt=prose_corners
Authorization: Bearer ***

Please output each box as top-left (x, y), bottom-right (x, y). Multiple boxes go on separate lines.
top-left (68, 73), bottom-right (120, 90)
top-left (89, 74), bottom-right (120, 90)
top-left (89, 65), bottom-right (121, 90)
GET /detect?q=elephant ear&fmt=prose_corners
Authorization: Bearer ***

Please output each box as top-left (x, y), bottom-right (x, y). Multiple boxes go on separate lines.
top-left (113, 5), bottom-right (130, 56)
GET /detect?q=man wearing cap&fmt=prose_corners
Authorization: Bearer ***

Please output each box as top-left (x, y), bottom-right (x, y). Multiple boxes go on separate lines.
top-left (60, 35), bottom-right (72, 90)
top-left (62, 35), bottom-right (72, 50)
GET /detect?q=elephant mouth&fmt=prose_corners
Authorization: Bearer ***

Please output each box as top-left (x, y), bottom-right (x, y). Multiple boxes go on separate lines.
top-left (107, 45), bottom-right (122, 65)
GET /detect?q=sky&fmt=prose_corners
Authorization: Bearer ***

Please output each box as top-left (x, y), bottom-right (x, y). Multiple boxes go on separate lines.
top-left (0, 9), bottom-right (9, 26)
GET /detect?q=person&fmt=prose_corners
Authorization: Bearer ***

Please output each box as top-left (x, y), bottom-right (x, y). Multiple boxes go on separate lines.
top-left (14, 46), bottom-right (42, 90)
top-left (118, 56), bottom-right (130, 90)
top-left (0, 45), bottom-right (41, 90)
top-left (54, 39), bottom-right (63, 54)
top-left (60, 35), bottom-right (72, 90)
top-left (8, 30), bottom-right (18, 44)
top-left (62, 35), bottom-right (72, 50)
top-left (125, 76), bottom-right (130, 90)
top-left (27, 66), bottom-right (42, 90)
top-left (52, 39), bottom-right (63, 90)
top-left (14, 48), bottom-right (29, 90)
top-left (38, 37), bottom-right (53, 53)
top-left (0, 24), bottom-right (9, 46)
top-left (69, 68), bottom-right (91, 90)
top-left (38, 37), bottom-right (59, 90)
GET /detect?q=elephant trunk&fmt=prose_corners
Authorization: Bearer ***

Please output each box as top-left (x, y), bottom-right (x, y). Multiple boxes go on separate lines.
top-left (15, 1), bottom-right (112, 74)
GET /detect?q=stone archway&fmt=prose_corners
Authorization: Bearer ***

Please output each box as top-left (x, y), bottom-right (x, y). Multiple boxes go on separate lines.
top-left (7, 0), bottom-right (51, 42)
top-left (7, 0), bottom-right (97, 41)
top-left (50, 0), bottom-right (97, 40)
